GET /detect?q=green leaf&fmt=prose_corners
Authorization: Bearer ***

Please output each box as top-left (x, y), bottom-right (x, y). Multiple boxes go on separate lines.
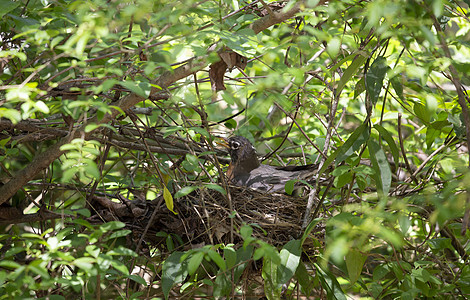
top-left (20, 232), bottom-right (42, 239)
top-left (255, 242), bottom-right (280, 263)
top-left (345, 248), bottom-right (367, 284)
top-left (219, 29), bottom-right (256, 56)
top-left (213, 269), bottom-right (231, 297)
top-left (373, 124), bottom-right (400, 168)
top-left (224, 119), bottom-right (237, 129)
top-left (4, 247), bottom-right (26, 259)
top-left (75, 209), bottom-right (91, 218)
top-left (105, 229), bottom-right (132, 241)
top-left (107, 245), bottom-right (137, 257)
top-left (162, 252), bottom-right (188, 300)
top-left (84, 123), bottom-right (100, 133)
top-left (336, 52), bottom-right (367, 96)
top-left (0, 107), bottom-right (22, 124)
top-left (73, 257), bottom-right (95, 272)
top-left (398, 215), bottom-right (411, 234)
top-left (426, 126), bottom-right (440, 149)
top-left (84, 160), bottom-right (100, 179)
top-left (278, 240), bottom-right (301, 285)
top-left (190, 127), bottom-right (210, 139)
top-left (319, 122), bottom-right (371, 177)
top-left (174, 186), bottom-right (198, 199)
top-left (427, 238), bottom-right (451, 250)
top-left (327, 37), bottom-right (341, 57)
top-left (334, 171), bottom-right (353, 188)
top-left (166, 234), bottom-right (175, 251)
top-left (240, 225), bottom-right (253, 240)
top-left (295, 261), bottom-right (314, 296)
top-left (0, 0), bottom-right (20, 18)
top-left (164, 186), bottom-right (177, 214)
top-left (378, 227), bottom-right (404, 248)
top-left (336, 122), bottom-right (371, 163)
top-left (110, 259), bottom-right (129, 275)
top-left (390, 75), bottom-right (404, 100)
top-left (262, 257), bottom-right (282, 300)
top-left (356, 172), bottom-right (374, 191)
top-left (224, 247), bottom-right (237, 269)
top-left (234, 245), bottom-right (253, 282)
top-left (34, 100), bottom-right (49, 113)
top-left (332, 165), bottom-right (350, 176)
top-left (120, 81), bottom-right (151, 98)
top-left (367, 139), bottom-right (392, 194)
top-left (433, 0), bottom-right (444, 17)
top-left (0, 136), bottom-right (11, 147)
top-left (29, 263), bottom-right (50, 279)
top-left (207, 249), bottom-right (226, 271)
top-left (354, 77), bottom-right (366, 99)
top-left (187, 251), bottom-right (204, 275)
top-left (205, 183), bottom-right (226, 195)
top-left (284, 179), bottom-right (295, 195)
top-left (373, 264), bottom-right (391, 281)
top-left (128, 274), bottom-right (147, 285)
top-left (109, 105), bottom-right (125, 116)
top-left (163, 126), bottom-right (184, 137)
top-left (301, 218), bottom-right (321, 246)
top-left (86, 245), bottom-right (100, 258)
top-left (414, 102), bottom-right (430, 124)
top-left (370, 282), bottom-right (384, 298)
top-left (101, 221), bottom-right (125, 231)
top-left (314, 263), bottom-right (347, 300)
top-left (0, 260), bottom-right (21, 269)
top-left (101, 79), bottom-right (119, 91)
top-left (181, 154), bottom-right (199, 173)
top-left (366, 56), bottom-right (388, 105)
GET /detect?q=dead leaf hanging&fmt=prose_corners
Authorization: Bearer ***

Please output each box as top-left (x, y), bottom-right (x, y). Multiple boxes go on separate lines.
top-left (209, 49), bottom-right (248, 92)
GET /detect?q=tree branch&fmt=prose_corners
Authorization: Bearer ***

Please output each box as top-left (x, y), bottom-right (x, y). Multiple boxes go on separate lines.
top-left (0, 210), bottom-right (72, 225)
top-left (430, 12), bottom-right (470, 167)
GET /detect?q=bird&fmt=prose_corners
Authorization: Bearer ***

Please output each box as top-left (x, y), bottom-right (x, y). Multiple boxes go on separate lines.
top-left (222, 136), bottom-right (317, 193)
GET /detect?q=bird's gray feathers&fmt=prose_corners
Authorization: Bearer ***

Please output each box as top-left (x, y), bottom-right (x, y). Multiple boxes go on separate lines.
top-left (227, 136), bottom-right (317, 193)
top-left (231, 164), bottom-right (312, 192)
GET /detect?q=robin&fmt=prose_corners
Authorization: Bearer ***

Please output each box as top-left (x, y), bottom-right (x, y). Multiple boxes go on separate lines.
top-left (222, 136), bottom-right (317, 192)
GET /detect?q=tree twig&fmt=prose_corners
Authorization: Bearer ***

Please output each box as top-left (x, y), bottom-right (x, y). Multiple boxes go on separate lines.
top-left (398, 113), bottom-right (419, 185)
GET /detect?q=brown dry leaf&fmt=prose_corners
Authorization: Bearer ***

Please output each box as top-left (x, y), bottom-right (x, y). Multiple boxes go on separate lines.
top-left (209, 60), bottom-right (228, 92)
top-left (214, 223), bottom-right (230, 242)
top-left (209, 49), bottom-right (248, 92)
top-left (219, 51), bottom-right (247, 70)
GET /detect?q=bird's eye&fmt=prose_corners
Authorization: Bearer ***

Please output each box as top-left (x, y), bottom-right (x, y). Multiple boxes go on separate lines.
top-left (231, 141), bottom-right (240, 149)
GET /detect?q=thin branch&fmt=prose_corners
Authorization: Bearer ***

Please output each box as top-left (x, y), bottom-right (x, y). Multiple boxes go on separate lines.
top-left (0, 210), bottom-right (73, 225)
top-left (273, 102), bottom-right (327, 160)
top-left (429, 9), bottom-right (470, 167)
top-left (398, 113), bottom-right (419, 185)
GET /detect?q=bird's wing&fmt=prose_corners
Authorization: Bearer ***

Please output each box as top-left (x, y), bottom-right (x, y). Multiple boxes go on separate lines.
top-left (242, 165), bottom-right (307, 192)
top-left (274, 163), bottom-right (318, 172)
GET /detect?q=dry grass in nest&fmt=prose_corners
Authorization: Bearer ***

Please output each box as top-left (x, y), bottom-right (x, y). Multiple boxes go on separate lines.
top-left (89, 185), bottom-right (324, 254)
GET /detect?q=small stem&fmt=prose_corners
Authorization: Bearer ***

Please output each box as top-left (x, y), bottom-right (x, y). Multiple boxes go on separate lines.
top-left (398, 113), bottom-right (418, 185)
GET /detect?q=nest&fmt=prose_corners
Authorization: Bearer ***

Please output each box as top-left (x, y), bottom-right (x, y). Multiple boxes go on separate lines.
top-left (88, 185), bottom-right (324, 253)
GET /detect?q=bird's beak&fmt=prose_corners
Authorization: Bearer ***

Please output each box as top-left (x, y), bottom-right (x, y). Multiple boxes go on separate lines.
top-left (216, 137), bottom-right (230, 149)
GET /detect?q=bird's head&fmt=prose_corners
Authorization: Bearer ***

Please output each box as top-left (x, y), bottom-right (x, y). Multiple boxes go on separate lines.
top-left (220, 136), bottom-right (260, 178)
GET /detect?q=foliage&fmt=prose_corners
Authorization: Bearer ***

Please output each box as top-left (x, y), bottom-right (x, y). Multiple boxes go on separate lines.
top-left (1, 0), bottom-right (470, 298)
